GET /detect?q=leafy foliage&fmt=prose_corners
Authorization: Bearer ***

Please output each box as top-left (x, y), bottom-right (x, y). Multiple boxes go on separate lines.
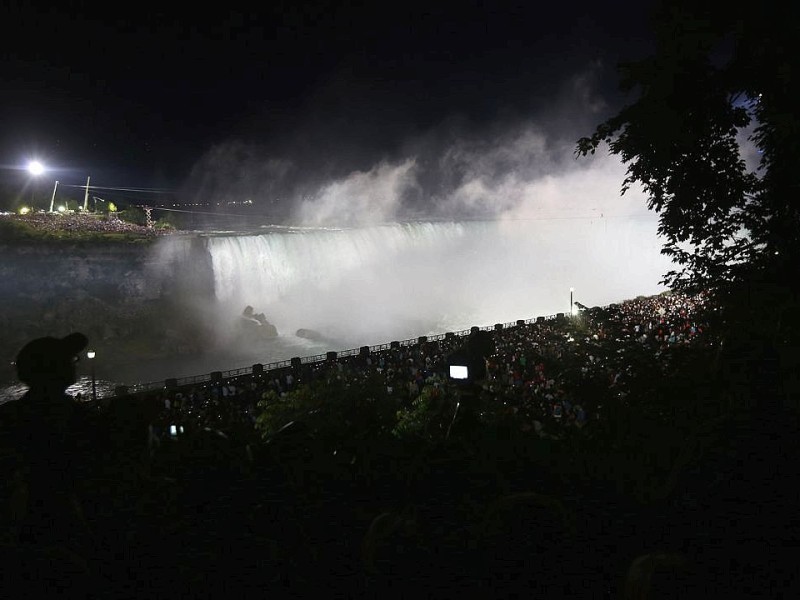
top-left (255, 373), bottom-right (399, 443)
top-left (576, 1), bottom-right (800, 342)
top-left (116, 207), bottom-right (148, 226)
top-left (392, 384), bottom-right (455, 441)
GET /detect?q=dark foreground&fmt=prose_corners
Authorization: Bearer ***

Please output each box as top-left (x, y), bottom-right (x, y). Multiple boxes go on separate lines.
top-left (4, 417), bottom-right (799, 599)
top-left (2, 293), bottom-right (799, 599)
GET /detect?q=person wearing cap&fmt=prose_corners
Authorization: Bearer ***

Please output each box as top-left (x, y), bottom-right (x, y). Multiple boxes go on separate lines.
top-left (0, 332), bottom-right (96, 555)
top-left (13, 332), bottom-right (88, 399)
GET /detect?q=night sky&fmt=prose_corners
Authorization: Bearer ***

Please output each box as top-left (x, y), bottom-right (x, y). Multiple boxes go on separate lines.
top-left (1, 0), bottom-right (657, 219)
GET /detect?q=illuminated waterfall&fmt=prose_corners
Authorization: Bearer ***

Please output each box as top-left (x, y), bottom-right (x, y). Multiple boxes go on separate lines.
top-left (204, 219), bottom-right (671, 347)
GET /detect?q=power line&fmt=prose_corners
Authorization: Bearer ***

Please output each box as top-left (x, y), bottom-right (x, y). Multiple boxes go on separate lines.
top-left (135, 206), bottom-right (259, 218)
top-left (59, 184), bottom-right (176, 193)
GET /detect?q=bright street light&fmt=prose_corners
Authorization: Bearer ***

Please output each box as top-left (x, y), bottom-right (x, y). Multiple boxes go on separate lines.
top-left (27, 160), bottom-right (45, 176)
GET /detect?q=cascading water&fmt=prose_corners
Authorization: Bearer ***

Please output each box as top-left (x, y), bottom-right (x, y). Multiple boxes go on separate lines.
top-left (204, 218), bottom-right (672, 349)
top-left (0, 217), bottom-right (672, 401)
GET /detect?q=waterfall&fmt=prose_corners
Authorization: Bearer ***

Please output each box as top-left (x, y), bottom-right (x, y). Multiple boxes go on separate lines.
top-left (203, 219), bottom-right (671, 347)
top-left (0, 217), bottom-right (673, 398)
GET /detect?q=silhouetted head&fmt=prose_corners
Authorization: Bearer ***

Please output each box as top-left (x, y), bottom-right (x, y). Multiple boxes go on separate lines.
top-left (468, 328), bottom-right (495, 358)
top-left (15, 332), bottom-right (88, 390)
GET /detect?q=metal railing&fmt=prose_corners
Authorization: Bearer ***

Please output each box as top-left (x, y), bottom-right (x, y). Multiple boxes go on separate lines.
top-left (123, 312), bottom-right (565, 395)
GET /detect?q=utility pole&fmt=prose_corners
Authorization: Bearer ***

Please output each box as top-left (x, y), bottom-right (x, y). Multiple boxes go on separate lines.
top-left (82, 176), bottom-right (91, 211)
top-left (49, 180), bottom-right (59, 213)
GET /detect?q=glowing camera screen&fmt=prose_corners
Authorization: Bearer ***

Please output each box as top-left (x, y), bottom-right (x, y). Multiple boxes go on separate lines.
top-left (449, 365), bottom-right (469, 380)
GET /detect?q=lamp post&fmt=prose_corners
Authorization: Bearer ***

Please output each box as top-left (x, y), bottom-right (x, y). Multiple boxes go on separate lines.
top-left (49, 180), bottom-right (59, 213)
top-left (82, 176), bottom-right (91, 211)
top-left (87, 350), bottom-right (97, 403)
top-left (570, 287), bottom-right (574, 316)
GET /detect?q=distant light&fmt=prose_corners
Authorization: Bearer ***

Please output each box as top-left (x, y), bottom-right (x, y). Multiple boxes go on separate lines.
top-left (27, 160), bottom-right (45, 176)
top-left (18, 206), bottom-right (30, 215)
top-left (87, 350), bottom-right (96, 359)
top-left (57, 205), bottom-right (66, 213)
top-left (570, 287), bottom-right (574, 292)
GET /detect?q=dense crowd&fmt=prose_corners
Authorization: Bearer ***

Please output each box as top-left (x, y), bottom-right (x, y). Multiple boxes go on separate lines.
top-left (2, 212), bottom-right (171, 236)
top-left (142, 291), bottom-right (711, 446)
top-left (4, 290), bottom-right (799, 599)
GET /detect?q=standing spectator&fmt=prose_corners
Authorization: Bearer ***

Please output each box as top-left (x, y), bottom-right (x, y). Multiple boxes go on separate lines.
top-left (0, 332), bottom-right (103, 593)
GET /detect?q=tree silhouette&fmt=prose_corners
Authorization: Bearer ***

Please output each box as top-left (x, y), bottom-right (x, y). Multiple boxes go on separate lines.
top-left (577, 1), bottom-right (800, 346)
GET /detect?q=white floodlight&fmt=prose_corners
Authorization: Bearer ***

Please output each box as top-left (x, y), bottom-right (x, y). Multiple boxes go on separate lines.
top-left (27, 160), bottom-right (45, 176)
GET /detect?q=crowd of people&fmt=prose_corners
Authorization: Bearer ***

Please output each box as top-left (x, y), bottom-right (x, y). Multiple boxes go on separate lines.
top-left (2, 212), bottom-right (170, 236)
top-left (141, 292), bottom-right (711, 447)
top-left (3, 290), bottom-right (798, 598)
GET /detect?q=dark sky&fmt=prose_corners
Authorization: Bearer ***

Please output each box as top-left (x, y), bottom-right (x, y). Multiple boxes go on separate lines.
top-left (1, 0), bottom-right (657, 217)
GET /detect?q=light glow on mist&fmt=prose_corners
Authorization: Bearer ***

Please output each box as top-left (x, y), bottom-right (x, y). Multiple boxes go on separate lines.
top-left (297, 159), bottom-right (417, 225)
top-left (292, 122), bottom-right (652, 227)
top-left (172, 68), bottom-right (675, 364)
top-left (204, 216), bottom-right (669, 353)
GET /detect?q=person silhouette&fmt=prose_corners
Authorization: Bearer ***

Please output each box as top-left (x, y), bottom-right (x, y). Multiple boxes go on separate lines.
top-left (1, 332), bottom-right (96, 554)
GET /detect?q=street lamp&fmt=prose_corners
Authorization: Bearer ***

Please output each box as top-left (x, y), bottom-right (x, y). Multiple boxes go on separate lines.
top-left (49, 181), bottom-right (59, 213)
top-left (570, 287), bottom-right (574, 316)
top-left (87, 350), bottom-right (97, 403)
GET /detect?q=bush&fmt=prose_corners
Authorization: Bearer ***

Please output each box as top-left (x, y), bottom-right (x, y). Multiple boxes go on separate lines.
top-left (117, 208), bottom-right (147, 226)
top-left (255, 374), bottom-right (398, 444)
top-left (393, 385), bottom-right (456, 441)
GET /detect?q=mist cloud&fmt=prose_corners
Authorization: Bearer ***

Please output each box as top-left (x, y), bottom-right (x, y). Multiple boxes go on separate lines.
top-left (181, 65), bottom-right (648, 227)
top-left (296, 158), bottom-right (418, 226)
top-left (289, 124), bottom-right (648, 226)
